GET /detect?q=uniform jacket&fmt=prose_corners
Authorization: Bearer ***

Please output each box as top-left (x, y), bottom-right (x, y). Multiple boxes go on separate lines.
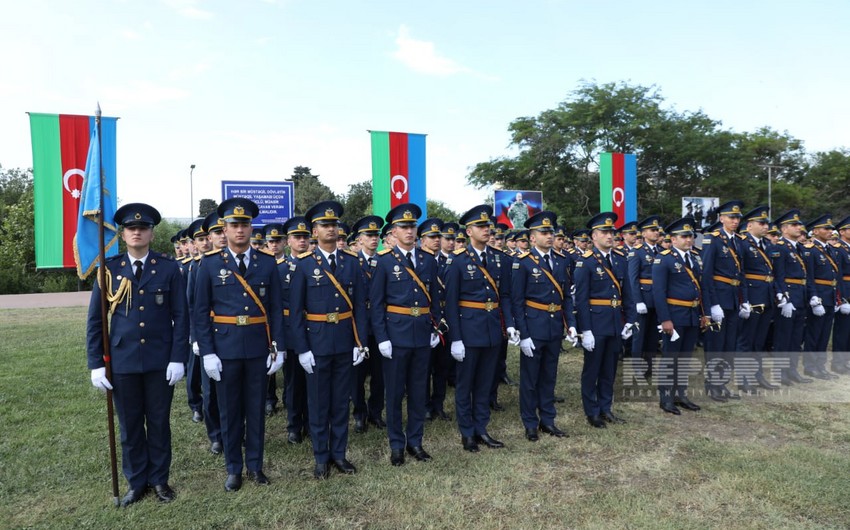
top-left (652, 248), bottom-right (703, 327)
top-left (700, 230), bottom-right (747, 310)
top-left (771, 237), bottom-right (808, 308)
top-left (574, 248), bottom-right (635, 336)
top-left (276, 254), bottom-right (295, 349)
top-left (739, 235), bottom-right (778, 306)
top-left (804, 240), bottom-right (840, 306)
top-left (511, 247), bottom-right (575, 341)
top-left (628, 243), bottom-right (660, 309)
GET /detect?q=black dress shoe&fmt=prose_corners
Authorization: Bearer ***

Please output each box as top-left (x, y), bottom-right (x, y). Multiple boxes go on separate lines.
top-left (721, 385), bottom-right (741, 400)
top-left (265, 403), bottom-right (275, 417)
top-left (788, 370), bottom-right (812, 383)
top-left (586, 415), bottom-right (607, 428)
top-left (332, 459), bottom-right (357, 474)
top-left (192, 410), bottom-right (203, 423)
top-left (367, 416), bottom-right (386, 429)
top-left (461, 436), bottom-right (480, 452)
top-left (780, 376), bottom-right (794, 386)
top-left (525, 428), bottom-right (539, 442)
top-left (674, 398), bottom-right (701, 411)
top-left (354, 417), bottom-right (367, 434)
top-left (707, 387), bottom-right (727, 402)
top-left (489, 401), bottom-right (504, 412)
top-left (660, 403), bottom-right (681, 415)
top-left (554, 395), bottom-right (566, 403)
top-left (500, 374), bottom-right (518, 386)
top-left (120, 488), bottom-right (147, 507)
top-left (475, 433), bottom-right (505, 448)
top-left (153, 483), bottom-right (176, 502)
top-left (436, 410), bottom-right (452, 421)
top-left (390, 449), bottom-right (405, 466)
top-left (287, 431), bottom-right (303, 444)
top-left (804, 369), bottom-right (830, 380)
top-left (738, 383), bottom-right (758, 395)
top-left (601, 411), bottom-right (627, 424)
top-left (406, 445), bottom-right (433, 461)
top-left (755, 372), bottom-right (780, 390)
top-left (314, 463), bottom-right (329, 479)
top-left (540, 424), bottom-right (569, 437)
top-left (210, 441), bottom-right (223, 455)
top-left (224, 474), bottom-right (242, 492)
top-left (247, 470), bottom-right (270, 485)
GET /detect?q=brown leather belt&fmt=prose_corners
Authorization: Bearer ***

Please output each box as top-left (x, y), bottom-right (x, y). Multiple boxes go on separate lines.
top-left (666, 298), bottom-right (699, 308)
top-left (844, 276), bottom-right (850, 282)
top-left (590, 298), bottom-right (621, 307)
top-left (459, 300), bottom-right (499, 311)
top-left (713, 275), bottom-right (741, 286)
top-left (306, 311), bottom-right (352, 323)
top-left (785, 278), bottom-right (806, 285)
top-left (525, 300), bottom-right (562, 313)
top-left (745, 274), bottom-right (774, 283)
top-left (814, 279), bottom-right (837, 287)
top-left (386, 305), bottom-right (430, 317)
top-left (212, 315), bottom-right (267, 326)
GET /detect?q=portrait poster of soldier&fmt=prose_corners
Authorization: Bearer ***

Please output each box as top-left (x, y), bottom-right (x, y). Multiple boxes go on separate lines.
top-left (682, 197), bottom-right (719, 229)
top-left (494, 190), bottom-right (543, 229)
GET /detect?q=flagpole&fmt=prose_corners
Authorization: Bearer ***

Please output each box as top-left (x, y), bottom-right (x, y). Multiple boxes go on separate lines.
top-left (95, 103), bottom-right (121, 507)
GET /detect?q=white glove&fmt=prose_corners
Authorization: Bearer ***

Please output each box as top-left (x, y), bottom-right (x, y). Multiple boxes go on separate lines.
top-left (670, 329), bottom-right (680, 342)
top-left (450, 340), bottom-right (465, 362)
top-left (266, 352), bottom-right (284, 375)
top-left (620, 323), bottom-right (634, 340)
top-left (203, 354), bottom-right (222, 381)
top-left (506, 327), bottom-right (520, 346)
top-left (352, 347), bottom-right (365, 366)
top-left (635, 302), bottom-right (648, 315)
top-left (430, 333), bottom-right (440, 348)
top-left (812, 304), bottom-right (826, 317)
top-left (519, 337), bottom-right (535, 357)
top-left (566, 327), bottom-right (578, 347)
top-left (810, 296), bottom-right (822, 308)
top-left (780, 302), bottom-right (795, 318)
top-left (378, 340), bottom-right (393, 359)
top-left (192, 341), bottom-right (200, 356)
top-left (776, 293), bottom-right (788, 305)
top-left (738, 302), bottom-right (752, 320)
top-left (298, 351), bottom-right (316, 374)
top-left (710, 305), bottom-right (724, 323)
top-left (166, 362), bottom-right (185, 385)
top-left (90, 367), bottom-right (113, 392)
top-left (839, 303), bottom-right (850, 315)
top-left (581, 330), bottom-right (595, 351)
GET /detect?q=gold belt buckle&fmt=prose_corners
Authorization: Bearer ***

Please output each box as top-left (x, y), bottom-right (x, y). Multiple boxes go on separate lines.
top-left (692, 300), bottom-right (699, 308)
top-left (547, 303), bottom-right (558, 313)
top-left (411, 307), bottom-right (421, 317)
top-left (327, 312), bottom-right (339, 323)
top-left (611, 299), bottom-right (621, 307)
top-left (766, 275), bottom-right (774, 283)
top-left (484, 301), bottom-right (495, 311)
top-left (236, 315), bottom-right (249, 326)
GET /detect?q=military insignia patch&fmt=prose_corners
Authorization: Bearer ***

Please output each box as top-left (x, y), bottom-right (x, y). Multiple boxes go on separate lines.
top-left (155, 293), bottom-right (165, 305)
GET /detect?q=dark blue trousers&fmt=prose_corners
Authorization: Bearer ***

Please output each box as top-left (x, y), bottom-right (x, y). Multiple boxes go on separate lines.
top-left (455, 346), bottom-right (498, 438)
top-left (186, 353), bottom-right (203, 412)
top-left (284, 349), bottom-right (308, 436)
top-left (305, 352), bottom-right (353, 464)
top-left (383, 345), bottom-right (430, 450)
top-left (657, 326), bottom-right (699, 404)
top-left (738, 304), bottom-right (774, 383)
top-left (703, 308), bottom-right (739, 388)
top-left (832, 311), bottom-right (850, 368)
top-left (427, 340), bottom-right (450, 414)
top-left (519, 338), bottom-right (560, 429)
top-left (631, 308), bottom-right (660, 363)
top-left (112, 370), bottom-right (174, 490)
top-left (580, 335), bottom-right (621, 416)
top-left (353, 335), bottom-right (384, 422)
top-left (216, 357), bottom-right (267, 474)
top-left (489, 338), bottom-right (509, 404)
top-left (200, 367), bottom-right (221, 444)
top-left (804, 306), bottom-right (834, 371)
top-left (773, 305), bottom-right (805, 376)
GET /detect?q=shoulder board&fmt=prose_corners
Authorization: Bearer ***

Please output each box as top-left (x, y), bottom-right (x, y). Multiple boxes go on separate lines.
top-left (690, 249), bottom-right (700, 256)
top-left (205, 248), bottom-right (220, 256)
top-left (297, 250), bottom-right (313, 259)
top-left (106, 254), bottom-right (122, 262)
top-left (453, 248), bottom-right (466, 255)
top-left (582, 250), bottom-right (593, 259)
top-left (181, 256), bottom-right (193, 264)
top-left (567, 248), bottom-right (577, 255)
top-left (660, 249), bottom-right (671, 255)
top-left (711, 230), bottom-right (721, 236)
top-left (553, 249), bottom-right (565, 258)
top-left (776, 239), bottom-right (786, 246)
top-left (343, 249), bottom-right (358, 257)
top-left (276, 257), bottom-right (287, 265)
top-left (258, 249), bottom-right (275, 257)
top-left (736, 233), bottom-right (747, 240)
top-left (518, 251), bottom-right (531, 259)
top-left (502, 248), bottom-right (513, 255)
top-left (419, 247), bottom-right (435, 256)
top-left (378, 248), bottom-right (393, 256)
top-left (612, 248), bottom-right (625, 257)
top-left (634, 243), bottom-right (643, 249)
top-left (193, 255), bottom-right (202, 261)
top-left (804, 243), bottom-right (814, 249)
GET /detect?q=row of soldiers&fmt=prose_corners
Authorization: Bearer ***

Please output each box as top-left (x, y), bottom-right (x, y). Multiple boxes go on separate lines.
top-left (87, 197), bottom-right (849, 506)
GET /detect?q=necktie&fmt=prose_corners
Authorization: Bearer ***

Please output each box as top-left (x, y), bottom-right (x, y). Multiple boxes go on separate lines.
top-left (605, 253), bottom-right (613, 270)
top-left (237, 253), bottom-right (247, 275)
top-left (328, 253), bottom-right (337, 273)
top-left (758, 240), bottom-right (765, 252)
top-left (406, 251), bottom-right (415, 269)
top-left (543, 254), bottom-right (552, 270)
top-left (439, 254), bottom-right (447, 266)
top-left (134, 260), bottom-right (143, 282)
top-left (684, 253), bottom-right (692, 269)
top-left (480, 251), bottom-right (487, 268)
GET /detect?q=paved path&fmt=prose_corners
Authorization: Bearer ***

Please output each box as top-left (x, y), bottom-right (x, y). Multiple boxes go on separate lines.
top-left (0, 291), bottom-right (91, 309)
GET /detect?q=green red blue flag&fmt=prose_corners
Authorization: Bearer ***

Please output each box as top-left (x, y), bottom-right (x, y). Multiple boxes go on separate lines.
top-left (599, 152), bottom-right (637, 222)
top-left (370, 131), bottom-right (426, 221)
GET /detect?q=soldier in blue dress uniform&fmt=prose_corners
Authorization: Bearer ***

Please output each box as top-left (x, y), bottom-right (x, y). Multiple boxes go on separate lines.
top-left (87, 203), bottom-right (188, 506)
top-left (574, 212), bottom-right (636, 428)
top-left (351, 215), bottom-right (387, 434)
top-left (280, 216), bottom-right (311, 444)
top-left (700, 200), bottom-right (749, 401)
top-left (289, 201), bottom-right (369, 479)
top-left (371, 205), bottom-right (441, 466)
top-left (184, 218), bottom-right (208, 424)
top-left (831, 216), bottom-right (850, 374)
top-left (511, 211), bottom-right (577, 441)
top-left (802, 214), bottom-right (841, 379)
top-left (250, 227), bottom-right (265, 251)
top-left (651, 217), bottom-right (705, 415)
top-left (262, 222), bottom-right (286, 416)
top-left (444, 205), bottom-right (515, 452)
top-left (193, 198), bottom-right (285, 491)
top-left (429, 221), bottom-right (458, 415)
top-left (627, 215), bottom-right (663, 381)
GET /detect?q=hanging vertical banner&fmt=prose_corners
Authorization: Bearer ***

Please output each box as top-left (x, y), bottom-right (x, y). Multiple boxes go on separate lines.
top-left (370, 131), bottom-right (426, 222)
top-left (29, 113), bottom-right (118, 269)
top-left (599, 152), bottom-right (637, 222)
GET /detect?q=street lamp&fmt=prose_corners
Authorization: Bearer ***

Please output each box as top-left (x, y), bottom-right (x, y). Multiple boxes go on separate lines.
top-left (189, 164), bottom-right (196, 219)
top-left (758, 163), bottom-right (783, 213)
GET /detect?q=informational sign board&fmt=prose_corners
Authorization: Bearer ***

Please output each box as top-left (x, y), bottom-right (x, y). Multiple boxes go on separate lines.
top-left (681, 196), bottom-right (719, 229)
top-left (221, 180), bottom-right (295, 227)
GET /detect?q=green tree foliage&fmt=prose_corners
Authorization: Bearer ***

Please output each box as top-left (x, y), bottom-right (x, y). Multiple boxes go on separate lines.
top-left (198, 198), bottom-right (218, 217)
top-left (426, 199), bottom-right (460, 222)
top-left (291, 166), bottom-right (337, 215)
top-left (340, 180), bottom-right (372, 226)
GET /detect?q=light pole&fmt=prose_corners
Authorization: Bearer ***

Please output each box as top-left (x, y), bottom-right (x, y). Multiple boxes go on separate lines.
top-left (189, 164), bottom-right (196, 219)
top-left (758, 163), bottom-right (783, 213)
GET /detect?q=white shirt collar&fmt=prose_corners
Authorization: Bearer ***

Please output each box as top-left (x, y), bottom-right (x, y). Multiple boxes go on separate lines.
top-left (228, 247), bottom-right (251, 262)
top-left (318, 247), bottom-right (336, 262)
top-left (128, 252), bottom-right (149, 266)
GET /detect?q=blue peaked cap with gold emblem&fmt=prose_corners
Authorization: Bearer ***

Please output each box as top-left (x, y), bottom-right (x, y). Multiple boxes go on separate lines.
top-left (717, 200), bottom-right (744, 217)
top-left (665, 217), bottom-right (697, 236)
top-left (263, 223), bottom-right (285, 241)
top-left (807, 213), bottom-right (834, 231)
top-left (418, 217), bottom-right (444, 238)
top-left (743, 205), bottom-right (770, 223)
top-left (187, 218), bottom-right (206, 239)
top-left (306, 200), bottom-right (343, 226)
top-left (114, 202), bottom-right (161, 228)
top-left (587, 211), bottom-right (618, 232)
top-left (386, 203), bottom-right (422, 227)
top-left (525, 211), bottom-right (557, 232)
top-left (459, 204), bottom-right (493, 227)
top-left (218, 197), bottom-right (259, 223)
top-left (283, 216), bottom-right (310, 236)
top-left (774, 209), bottom-right (804, 226)
top-left (202, 212), bottom-right (224, 233)
top-left (352, 215), bottom-right (383, 236)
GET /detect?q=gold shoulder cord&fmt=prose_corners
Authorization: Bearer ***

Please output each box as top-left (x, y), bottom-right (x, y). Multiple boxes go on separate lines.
top-left (97, 268), bottom-right (133, 316)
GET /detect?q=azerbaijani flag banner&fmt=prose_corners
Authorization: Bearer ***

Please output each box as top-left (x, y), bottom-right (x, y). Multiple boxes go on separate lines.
top-left (599, 152), bottom-right (637, 223)
top-left (29, 113), bottom-right (118, 269)
top-left (370, 131), bottom-right (426, 222)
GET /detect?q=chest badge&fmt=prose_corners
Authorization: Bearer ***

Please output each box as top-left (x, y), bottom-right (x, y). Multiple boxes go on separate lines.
top-left (722, 246), bottom-right (730, 255)
top-left (596, 266), bottom-right (605, 278)
top-left (531, 267), bottom-right (541, 280)
top-left (218, 269), bottom-right (231, 284)
top-left (393, 264), bottom-right (402, 280)
top-left (259, 286), bottom-right (266, 297)
top-left (467, 264), bottom-right (476, 278)
top-left (312, 268), bottom-right (324, 283)
top-left (155, 293), bottom-right (165, 305)
top-left (674, 262), bottom-right (683, 272)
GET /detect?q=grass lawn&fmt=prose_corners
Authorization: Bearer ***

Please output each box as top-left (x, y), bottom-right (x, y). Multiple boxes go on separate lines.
top-left (1, 307), bottom-right (849, 529)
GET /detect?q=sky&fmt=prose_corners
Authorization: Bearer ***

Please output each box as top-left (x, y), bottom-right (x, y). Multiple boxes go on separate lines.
top-left (1, 0), bottom-right (849, 221)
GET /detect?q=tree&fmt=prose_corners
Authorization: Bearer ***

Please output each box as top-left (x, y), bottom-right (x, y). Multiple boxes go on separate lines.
top-left (291, 167), bottom-right (337, 215)
top-left (340, 181), bottom-right (372, 226)
top-left (198, 198), bottom-right (218, 217)
top-left (426, 200), bottom-right (460, 222)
